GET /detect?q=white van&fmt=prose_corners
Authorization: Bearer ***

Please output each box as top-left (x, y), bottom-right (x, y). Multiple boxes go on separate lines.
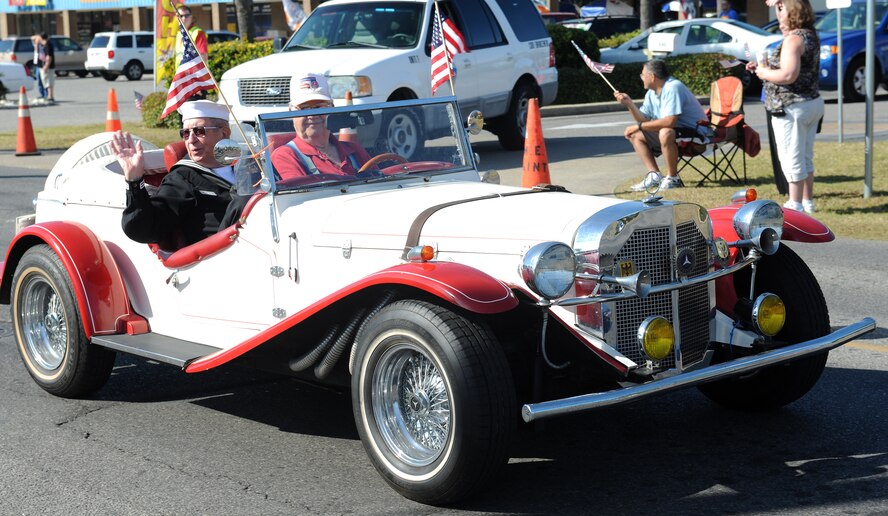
top-left (219, 0), bottom-right (558, 154)
top-left (85, 31), bottom-right (154, 81)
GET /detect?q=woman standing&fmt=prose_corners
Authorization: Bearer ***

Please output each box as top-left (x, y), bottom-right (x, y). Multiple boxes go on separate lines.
top-left (749, 0), bottom-right (823, 214)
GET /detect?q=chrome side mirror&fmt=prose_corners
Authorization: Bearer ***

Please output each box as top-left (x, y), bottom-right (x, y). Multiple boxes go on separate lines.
top-left (467, 110), bottom-right (484, 135)
top-left (214, 138), bottom-right (244, 165)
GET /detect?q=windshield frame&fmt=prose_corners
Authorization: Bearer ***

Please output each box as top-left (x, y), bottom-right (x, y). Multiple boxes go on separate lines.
top-left (253, 96), bottom-right (477, 195)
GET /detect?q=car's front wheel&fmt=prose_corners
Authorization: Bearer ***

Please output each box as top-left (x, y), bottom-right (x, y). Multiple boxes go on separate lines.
top-left (698, 245), bottom-right (830, 410)
top-left (495, 82), bottom-right (537, 151)
top-left (352, 300), bottom-right (515, 505)
top-left (11, 245), bottom-right (116, 398)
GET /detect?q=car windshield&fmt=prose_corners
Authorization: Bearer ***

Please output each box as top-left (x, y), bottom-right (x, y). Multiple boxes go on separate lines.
top-left (816, 1), bottom-right (888, 31)
top-left (722, 20), bottom-right (772, 36)
top-left (243, 99), bottom-right (474, 194)
top-left (285, 2), bottom-right (423, 50)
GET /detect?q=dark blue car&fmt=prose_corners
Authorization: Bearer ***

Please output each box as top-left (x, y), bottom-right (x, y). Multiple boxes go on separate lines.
top-left (817, 0), bottom-right (888, 101)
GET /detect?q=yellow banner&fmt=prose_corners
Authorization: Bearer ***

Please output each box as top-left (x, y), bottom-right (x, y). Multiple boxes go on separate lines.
top-left (25, 0), bottom-right (47, 5)
top-left (155, 0), bottom-right (180, 88)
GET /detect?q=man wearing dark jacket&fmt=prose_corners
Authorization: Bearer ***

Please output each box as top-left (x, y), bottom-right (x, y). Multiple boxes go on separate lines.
top-left (112, 100), bottom-right (243, 250)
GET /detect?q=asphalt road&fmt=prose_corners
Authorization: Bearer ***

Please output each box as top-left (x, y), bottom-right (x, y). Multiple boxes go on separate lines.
top-left (0, 79), bottom-right (886, 514)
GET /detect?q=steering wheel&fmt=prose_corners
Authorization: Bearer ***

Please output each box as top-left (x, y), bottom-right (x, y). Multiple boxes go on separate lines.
top-left (358, 152), bottom-right (408, 173)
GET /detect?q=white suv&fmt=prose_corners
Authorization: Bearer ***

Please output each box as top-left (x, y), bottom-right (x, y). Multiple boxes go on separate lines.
top-left (220, 0), bottom-right (557, 155)
top-left (85, 31), bottom-right (154, 81)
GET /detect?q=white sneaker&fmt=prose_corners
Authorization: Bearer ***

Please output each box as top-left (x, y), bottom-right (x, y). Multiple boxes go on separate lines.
top-left (661, 176), bottom-right (685, 189)
top-left (630, 178), bottom-right (649, 192)
top-left (783, 200), bottom-right (804, 212)
top-left (802, 200), bottom-right (816, 214)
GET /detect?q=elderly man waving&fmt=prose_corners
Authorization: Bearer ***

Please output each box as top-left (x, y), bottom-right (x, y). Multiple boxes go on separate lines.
top-left (112, 100), bottom-right (244, 250)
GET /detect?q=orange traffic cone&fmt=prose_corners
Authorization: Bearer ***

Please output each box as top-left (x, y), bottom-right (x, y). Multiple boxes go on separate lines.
top-left (106, 88), bottom-right (122, 132)
top-left (521, 97), bottom-right (550, 187)
top-left (338, 90), bottom-right (358, 144)
top-left (15, 86), bottom-right (40, 156)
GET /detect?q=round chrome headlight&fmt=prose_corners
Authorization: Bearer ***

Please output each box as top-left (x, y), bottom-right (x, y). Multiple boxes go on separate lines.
top-left (520, 242), bottom-right (576, 300)
top-left (733, 199), bottom-right (783, 254)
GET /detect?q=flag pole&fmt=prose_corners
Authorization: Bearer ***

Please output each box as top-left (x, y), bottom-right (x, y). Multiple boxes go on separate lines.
top-left (176, 13), bottom-right (258, 158)
top-left (433, 0), bottom-right (456, 96)
top-left (570, 40), bottom-right (618, 94)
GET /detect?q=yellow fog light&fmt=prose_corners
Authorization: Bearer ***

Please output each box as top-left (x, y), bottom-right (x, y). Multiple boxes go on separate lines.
top-left (637, 316), bottom-right (674, 362)
top-left (752, 293), bottom-right (785, 336)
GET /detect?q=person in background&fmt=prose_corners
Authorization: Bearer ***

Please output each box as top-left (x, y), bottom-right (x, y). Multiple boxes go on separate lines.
top-left (112, 100), bottom-right (245, 250)
top-left (719, 0), bottom-right (740, 20)
top-left (175, 3), bottom-right (209, 113)
top-left (38, 33), bottom-right (54, 103)
top-left (30, 34), bottom-right (46, 101)
top-left (272, 72), bottom-right (371, 179)
top-left (748, 0), bottom-right (822, 214)
top-left (614, 59), bottom-right (709, 191)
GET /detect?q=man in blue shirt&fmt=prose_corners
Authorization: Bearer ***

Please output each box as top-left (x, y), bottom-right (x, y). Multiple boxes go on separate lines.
top-left (719, 0), bottom-right (740, 20)
top-left (614, 59), bottom-right (708, 190)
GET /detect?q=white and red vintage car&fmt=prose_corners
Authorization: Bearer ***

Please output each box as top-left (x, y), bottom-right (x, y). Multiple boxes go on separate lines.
top-left (0, 97), bottom-right (875, 504)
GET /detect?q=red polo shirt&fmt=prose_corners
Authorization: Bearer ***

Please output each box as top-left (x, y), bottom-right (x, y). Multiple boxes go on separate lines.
top-left (271, 135), bottom-right (372, 179)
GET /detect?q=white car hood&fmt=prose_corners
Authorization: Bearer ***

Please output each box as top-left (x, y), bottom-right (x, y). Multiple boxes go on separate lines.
top-left (289, 182), bottom-right (630, 254)
top-left (221, 48), bottom-right (412, 80)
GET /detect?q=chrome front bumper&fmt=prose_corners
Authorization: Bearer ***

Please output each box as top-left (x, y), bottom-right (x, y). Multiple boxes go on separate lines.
top-left (521, 317), bottom-right (877, 422)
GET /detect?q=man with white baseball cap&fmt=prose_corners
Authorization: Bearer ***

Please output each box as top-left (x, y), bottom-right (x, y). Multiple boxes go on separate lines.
top-left (271, 72), bottom-right (371, 179)
top-left (112, 100), bottom-right (245, 250)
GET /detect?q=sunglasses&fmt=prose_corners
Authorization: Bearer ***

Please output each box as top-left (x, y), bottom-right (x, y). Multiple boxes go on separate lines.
top-left (290, 102), bottom-right (334, 111)
top-left (180, 126), bottom-right (222, 139)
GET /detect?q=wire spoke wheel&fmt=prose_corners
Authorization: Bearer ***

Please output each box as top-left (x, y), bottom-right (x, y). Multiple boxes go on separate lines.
top-left (19, 274), bottom-right (68, 371)
top-left (373, 343), bottom-right (451, 467)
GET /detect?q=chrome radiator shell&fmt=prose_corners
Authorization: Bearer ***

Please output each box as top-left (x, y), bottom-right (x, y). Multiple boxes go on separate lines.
top-left (573, 202), bottom-right (714, 372)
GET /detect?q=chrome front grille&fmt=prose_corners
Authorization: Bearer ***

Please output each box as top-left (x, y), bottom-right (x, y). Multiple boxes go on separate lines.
top-left (238, 77), bottom-right (291, 106)
top-left (613, 221), bottom-right (711, 372)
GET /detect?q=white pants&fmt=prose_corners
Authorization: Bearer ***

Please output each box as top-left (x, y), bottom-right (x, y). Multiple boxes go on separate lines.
top-left (770, 96), bottom-right (824, 183)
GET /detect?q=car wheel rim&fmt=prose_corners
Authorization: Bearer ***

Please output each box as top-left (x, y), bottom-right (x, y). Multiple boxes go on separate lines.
top-left (20, 275), bottom-right (67, 371)
top-left (517, 93), bottom-right (529, 137)
top-left (372, 343), bottom-right (450, 468)
top-left (853, 68), bottom-right (866, 95)
top-left (387, 113), bottom-right (418, 157)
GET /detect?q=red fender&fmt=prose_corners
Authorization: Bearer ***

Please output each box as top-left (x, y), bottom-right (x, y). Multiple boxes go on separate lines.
top-left (0, 222), bottom-right (132, 338)
top-left (186, 261), bottom-right (518, 372)
top-left (708, 204), bottom-right (834, 316)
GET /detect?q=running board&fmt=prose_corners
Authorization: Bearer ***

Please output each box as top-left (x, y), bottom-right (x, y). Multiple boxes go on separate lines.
top-left (91, 333), bottom-right (221, 369)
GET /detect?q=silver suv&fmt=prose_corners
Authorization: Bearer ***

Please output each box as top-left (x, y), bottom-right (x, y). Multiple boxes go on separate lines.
top-left (220, 0), bottom-right (558, 155)
top-left (0, 35), bottom-right (90, 77)
top-left (85, 31), bottom-right (154, 81)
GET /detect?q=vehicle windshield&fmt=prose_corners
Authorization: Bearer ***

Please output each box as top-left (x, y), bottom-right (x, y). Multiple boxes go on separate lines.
top-left (285, 2), bottom-right (423, 50)
top-left (245, 99), bottom-right (474, 194)
top-left (816, 1), bottom-right (888, 31)
top-left (722, 20), bottom-right (772, 36)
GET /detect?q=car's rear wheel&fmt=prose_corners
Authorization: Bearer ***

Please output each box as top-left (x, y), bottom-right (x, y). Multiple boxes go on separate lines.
top-left (101, 71), bottom-right (118, 81)
top-left (698, 245), bottom-right (830, 410)
top-left (495, 82), bottom-right (537, 151)
top-left (124, 61), bottom-right (144, 81)
top-left (352, 300), bottom-right (515, 505)
top-left (11, 245), bottom-right (116, 398)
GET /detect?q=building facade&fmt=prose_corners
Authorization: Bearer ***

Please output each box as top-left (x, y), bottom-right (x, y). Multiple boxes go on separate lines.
top-left (0, 0), bottom-right (293, 45)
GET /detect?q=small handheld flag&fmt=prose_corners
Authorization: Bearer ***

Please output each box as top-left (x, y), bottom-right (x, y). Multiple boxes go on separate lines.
top-left (133, 90), bottom-right (144, 111)
top-left (571, 40), bottom-right (618, 93)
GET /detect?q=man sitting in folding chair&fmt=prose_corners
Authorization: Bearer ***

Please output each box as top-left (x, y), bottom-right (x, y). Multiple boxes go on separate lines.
top-left (614, 59), bottom-right (711, 191)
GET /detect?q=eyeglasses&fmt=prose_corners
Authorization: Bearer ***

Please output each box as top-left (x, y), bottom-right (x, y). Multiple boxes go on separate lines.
top-left (179, 13), bottom-right (192, 18)
top-left (290, 102), bottom-right (333, 111)
top-left (180, 126), bottom-right (222, 139)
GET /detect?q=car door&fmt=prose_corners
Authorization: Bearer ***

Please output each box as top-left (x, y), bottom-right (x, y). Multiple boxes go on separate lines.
top-left (680, 22), bottom-right (734, 58)
top-left (447, 0), bottom-right (509, 114)
top-left (51, 37), bottom-right (83, 71)
top-left (135, 34), bottom-right (154, 71)
top-left (115, 33), bottom-right (134, 69)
